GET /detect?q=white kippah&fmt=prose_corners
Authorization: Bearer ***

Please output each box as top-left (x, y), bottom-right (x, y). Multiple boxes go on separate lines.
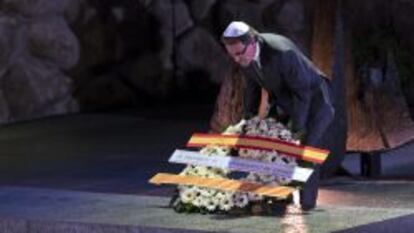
top-left (222, 21), bottom-right (250, 38)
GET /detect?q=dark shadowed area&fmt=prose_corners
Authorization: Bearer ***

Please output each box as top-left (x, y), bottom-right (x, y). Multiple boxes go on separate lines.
top-left (0, 0), bottom-right (414, 232)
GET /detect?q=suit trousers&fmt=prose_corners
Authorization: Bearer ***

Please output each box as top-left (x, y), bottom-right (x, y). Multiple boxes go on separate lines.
top-left (300, 80), bottom-right (335, 208)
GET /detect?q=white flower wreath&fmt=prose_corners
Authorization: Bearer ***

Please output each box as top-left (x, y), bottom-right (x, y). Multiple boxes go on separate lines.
top-left (174, 117), bottom-right (300, 213)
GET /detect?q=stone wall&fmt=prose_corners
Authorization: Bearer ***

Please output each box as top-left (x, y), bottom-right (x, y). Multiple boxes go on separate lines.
top-left (0, 0), bottom-right (315, 122)
top-left (0, 0), bottom-right (413, 126)
top-left (0, 0), bottom-right (79, 123)
top-left (67, 0), bottom-right (313, 111)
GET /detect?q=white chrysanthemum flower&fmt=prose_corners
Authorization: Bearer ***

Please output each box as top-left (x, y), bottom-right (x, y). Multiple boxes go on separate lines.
top-left (215, 191), bottom-right (226, 200)
top-left (248, 116), bottom-right (261, 125)
top-left (245, 173), bottom-right (260, 182)
top-left (192, 186), bottom-right (203, 194)
top-left (276, 176), bottom-right (292, 185)
top-left (266, 153), bottom-right (283, 164)
top-left (267, 181), bottom-right (281, 187)
top-left (200, 146), bottom-right (230, 157)
top-left (203, 197), bottom-right (219, 211)
top-left (198, 187), bottom-right (209, 197)
top-left (223, 119), bottom-right (246, 135)
top-left (279, 129), bottom-right (292, 139)
top-left (257, 151), bottom-right (270, 160)
top-left (209, 167), bottom-right (229, 176)
top-left (192, 196), bottom-right (203, 207)
top-left (236, 117), bottom-right (300, 188)
top-left (258, 174), bottom-right (276, 183)
top-left (258, 120), bottom-right (269, 132)
top-left (245, 119), bottom-right (261, 134)
top-left (175, 117), bottom-right (301, 213)
top-left (178, 185), bottom-right (194, 191)
top-left (238, 148), bottom-right (250, 157)
top-left (195, 166), bottom-right (210, 177)
top-left (266, 150), bottom-right (279, 159)
top-left (279, 154), bottom-right (298, 166)
top-left (233, 192), bottom-right (249, 208)
top-left (245, 128), bottom-right (261, 136)
top-left (179, 166), bottom-right (199, 176)
top-left (200, 188), bottom-right (217, 198)
top-left (219, 195), bottom-right (234, 211)
top-left (191, 167), bottom-right (202, 176)
top-left (247, 192), bottom-right (263, 201)
top-left (199, 146), bottom-right (214, 156)
top-left (240, 149), bottom-right (262, 160)
top-left (180, 188), bottom-right (196, 203)
top-left (267, 131), bottom-right (279, 139)
top-left (214, 147), bottom-right (230, 157)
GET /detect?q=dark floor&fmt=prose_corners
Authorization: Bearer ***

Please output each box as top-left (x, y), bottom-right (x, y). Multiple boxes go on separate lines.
top-left (0, 105), bottom-right (212, 194)
top-left (1, 105), bottom-right (414, 232)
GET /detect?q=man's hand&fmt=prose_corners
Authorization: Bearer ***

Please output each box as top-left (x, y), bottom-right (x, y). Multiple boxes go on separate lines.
top-left (293, 130), bottom-right (306, 143)
top-left (287, 120), bottom-right (306, 143)
top-left (258, 89), bottom-right (269, 119)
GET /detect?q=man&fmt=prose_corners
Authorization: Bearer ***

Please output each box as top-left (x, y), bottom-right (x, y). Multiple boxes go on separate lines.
top-left (221, 21), bottom-right (335, 210)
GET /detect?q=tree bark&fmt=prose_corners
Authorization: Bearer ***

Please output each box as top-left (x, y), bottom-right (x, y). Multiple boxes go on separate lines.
top-left (311, 0), bottom-right (348, 177)
top-left (209, 64), bottom-right (244, 133)
top-left (344, 1), bottom-right (414, 152)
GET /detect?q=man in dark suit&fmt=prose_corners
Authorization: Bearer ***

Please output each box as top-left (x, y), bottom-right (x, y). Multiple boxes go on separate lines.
top-left (221, 21), bottom-right (335, 210)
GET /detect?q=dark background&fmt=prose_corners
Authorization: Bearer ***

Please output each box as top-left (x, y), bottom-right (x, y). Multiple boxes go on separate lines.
top-left (0, 0), bottom-right (413, 168)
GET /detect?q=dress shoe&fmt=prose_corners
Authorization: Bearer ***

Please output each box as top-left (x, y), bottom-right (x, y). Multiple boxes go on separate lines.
top-left (300, 203), bottom-right (316, 211)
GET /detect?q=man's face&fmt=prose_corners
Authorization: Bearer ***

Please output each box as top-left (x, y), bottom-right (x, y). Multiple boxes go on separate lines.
top-left (225, 41), bottom-right (256, 67)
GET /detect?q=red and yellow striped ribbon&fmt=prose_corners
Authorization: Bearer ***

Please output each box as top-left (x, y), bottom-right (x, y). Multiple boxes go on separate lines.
top-left (187, 133), bottom-right (329, 164)
top-left (149, 173), bottom-right (295, 198)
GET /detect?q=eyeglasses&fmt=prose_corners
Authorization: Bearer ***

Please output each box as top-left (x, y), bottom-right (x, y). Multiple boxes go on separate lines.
top-left (233, 43), bottom-right (250, 56)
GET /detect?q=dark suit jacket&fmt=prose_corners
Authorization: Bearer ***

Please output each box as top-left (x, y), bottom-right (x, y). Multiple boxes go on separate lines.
top-left (242, 33), bottom-right (331, 142)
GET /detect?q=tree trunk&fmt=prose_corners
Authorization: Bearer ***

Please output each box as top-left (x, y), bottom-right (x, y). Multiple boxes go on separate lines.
top-left (311, 0), bottom-right (348, 178)
top-left (209, 64), bottom-right (244, 133)
top-left (344, 1), bottom-right (414, 152)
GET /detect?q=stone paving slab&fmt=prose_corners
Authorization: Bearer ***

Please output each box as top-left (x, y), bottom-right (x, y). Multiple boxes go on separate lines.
top-left (1, 186), bottom-right (414, 233)
top-left (318, 179), bottom-right (414, 209)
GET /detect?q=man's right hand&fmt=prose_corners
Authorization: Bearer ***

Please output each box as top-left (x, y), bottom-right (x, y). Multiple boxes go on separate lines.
top-left (293, 130), bottom-right (306, 143)
top-left (258, 89), bottom-right (269, 119)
